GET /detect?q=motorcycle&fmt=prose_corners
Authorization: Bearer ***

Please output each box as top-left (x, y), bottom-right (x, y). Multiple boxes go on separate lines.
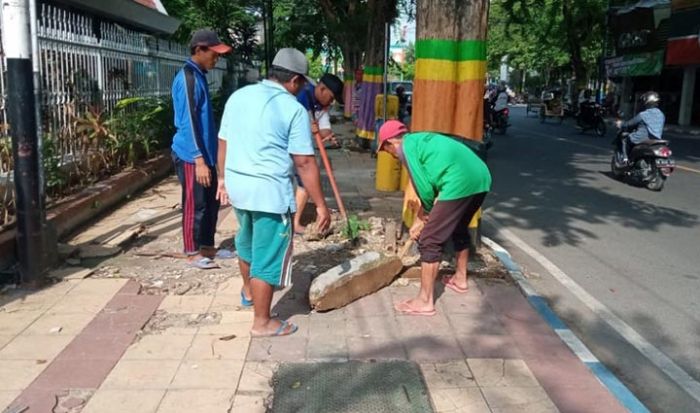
top-left (493, 107), bottom-right (509, 135)
top-left (576, 103), bottom-right (607, 136)
top-left (610, 127), bottom-right (674, 191)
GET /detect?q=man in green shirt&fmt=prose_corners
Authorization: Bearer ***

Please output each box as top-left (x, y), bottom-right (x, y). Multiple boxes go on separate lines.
top-left (377, 120), bottom-right (492, 316)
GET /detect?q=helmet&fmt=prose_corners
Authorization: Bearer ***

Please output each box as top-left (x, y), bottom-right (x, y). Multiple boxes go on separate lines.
top-left (640, 91), bottom-right (660, 108)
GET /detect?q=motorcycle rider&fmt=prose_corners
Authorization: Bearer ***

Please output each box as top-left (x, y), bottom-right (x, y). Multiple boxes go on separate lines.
top-left (616, 91), bottom-right (664, 163)
top-left (578, 89), bottom-right (595, 126)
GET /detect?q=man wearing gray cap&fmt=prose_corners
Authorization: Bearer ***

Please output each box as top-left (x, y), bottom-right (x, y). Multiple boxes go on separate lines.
top-left (171, 29), bottom-right (232, 269)
top-left (216, 48), bottom-right (331, 337)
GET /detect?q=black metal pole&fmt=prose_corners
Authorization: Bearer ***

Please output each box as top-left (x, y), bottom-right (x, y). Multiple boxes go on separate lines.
top-left (3, 0), bottom-right (45, 285)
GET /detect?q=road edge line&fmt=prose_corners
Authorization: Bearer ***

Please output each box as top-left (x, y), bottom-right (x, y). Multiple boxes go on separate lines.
top-left (482, 235), bottom-right (650, 413)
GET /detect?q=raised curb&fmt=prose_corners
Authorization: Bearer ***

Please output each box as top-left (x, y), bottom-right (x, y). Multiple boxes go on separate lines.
top-left (482, 236), bottom-right (649, 413)
top-left (0, 153), bottom-right (172, 269)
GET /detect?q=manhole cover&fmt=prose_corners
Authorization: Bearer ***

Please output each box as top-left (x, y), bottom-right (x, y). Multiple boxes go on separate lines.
top-left (270, 361), bottom-right (433, 413)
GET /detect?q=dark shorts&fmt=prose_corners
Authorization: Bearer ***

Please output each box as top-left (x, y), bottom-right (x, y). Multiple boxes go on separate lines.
top-left (418, 192), bottom-right (487, 263)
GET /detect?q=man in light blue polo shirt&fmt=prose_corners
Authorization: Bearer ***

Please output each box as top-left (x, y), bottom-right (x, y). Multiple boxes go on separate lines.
top-left (216, 48), bottom-right (331, 337)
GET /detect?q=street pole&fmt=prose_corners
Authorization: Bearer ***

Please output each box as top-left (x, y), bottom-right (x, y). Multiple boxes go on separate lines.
top-left (2, 0), bottom-right (46, 285)
top-left (382, 22), bottom-right (389, 122)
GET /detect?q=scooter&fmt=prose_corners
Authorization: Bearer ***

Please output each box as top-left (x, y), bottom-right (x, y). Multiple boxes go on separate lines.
top-left (493, 107), bottom-right (509, 135)
top-left (576, 103), bottom-right (607, 136)
top-left (610, 127), bottom-right (674, 191)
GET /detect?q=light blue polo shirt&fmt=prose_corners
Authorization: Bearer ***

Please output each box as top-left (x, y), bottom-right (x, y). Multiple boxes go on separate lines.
top-left (218, 80), bottom-right (314, 214)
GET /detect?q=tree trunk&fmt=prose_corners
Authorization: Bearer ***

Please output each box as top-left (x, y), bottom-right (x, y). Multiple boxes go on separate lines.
top-left (412, 0), bottom-right (489, 140)
top-left (403, 0), bottom-right (489, 227)
top-left (341, 44), bottom-right (362, 119)
top-left (562, 0), bottom-right (586, 88)
top-left (356, 0), bottom-right (396, 140)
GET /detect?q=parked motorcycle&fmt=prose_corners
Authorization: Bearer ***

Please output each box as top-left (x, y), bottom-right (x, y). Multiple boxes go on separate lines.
top-left (576, 103), bottom-right (607, 136)
top-left (610, 127), bottom-right (674, 191)
top-left (493, 108), bottom-right (509, 135)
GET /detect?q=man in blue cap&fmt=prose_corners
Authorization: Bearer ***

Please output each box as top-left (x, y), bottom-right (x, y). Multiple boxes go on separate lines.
top-left (171, 29), bottom-right (232, 269)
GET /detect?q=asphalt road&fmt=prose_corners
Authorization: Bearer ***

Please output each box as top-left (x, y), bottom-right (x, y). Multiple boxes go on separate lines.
top-left (483, 106), bottom-right (700, 412)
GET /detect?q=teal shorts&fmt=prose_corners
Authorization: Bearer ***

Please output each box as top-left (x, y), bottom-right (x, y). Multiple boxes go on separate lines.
top-left (234, 208), bottom-right (293, 287)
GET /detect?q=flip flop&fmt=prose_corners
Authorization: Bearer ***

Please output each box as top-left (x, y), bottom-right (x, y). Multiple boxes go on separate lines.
top-left (443, 277), bottom-right (469, 294)
top-left (215, 249), bottom-right (237, 260)
top-left (250, 320), bottom-right (298, 337)
top-left (187, 257), bottom-right (219, 270)
top-left (394, 300), bottom-right (436, 317)
top-left (240, 290), bottom-right (253, 307)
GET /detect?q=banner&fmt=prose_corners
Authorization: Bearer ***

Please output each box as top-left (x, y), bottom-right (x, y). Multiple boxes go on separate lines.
top-left (605, 51), bottom-right (664, 77)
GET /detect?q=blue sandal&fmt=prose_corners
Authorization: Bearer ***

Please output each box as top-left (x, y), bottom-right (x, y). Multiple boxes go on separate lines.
top-left (240, 290), bottom-right (253, 307)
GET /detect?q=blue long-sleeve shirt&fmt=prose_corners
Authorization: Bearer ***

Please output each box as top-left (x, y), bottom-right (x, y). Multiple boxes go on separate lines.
top-left (623, 107), bottom-right (665, 144)
top-left (171, 59), bottom-right (217, 166)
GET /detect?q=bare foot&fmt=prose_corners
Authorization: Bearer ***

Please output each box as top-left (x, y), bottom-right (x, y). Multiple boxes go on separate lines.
top-left (251, 319), bottom-right (298, 337)
top-left (394, 298), bottom-right (436, 316)
top-left (444, 274), bottom-right (468, 291)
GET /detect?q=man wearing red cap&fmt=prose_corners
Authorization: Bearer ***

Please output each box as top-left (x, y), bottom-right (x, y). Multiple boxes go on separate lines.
top-left (377, 121), bottom-right (492, 316)
top-left (171, 29), bottom-right (232, 269)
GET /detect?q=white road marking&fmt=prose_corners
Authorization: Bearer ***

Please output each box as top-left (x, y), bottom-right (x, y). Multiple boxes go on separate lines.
top-left (483, 215), bottom-right (700, 403)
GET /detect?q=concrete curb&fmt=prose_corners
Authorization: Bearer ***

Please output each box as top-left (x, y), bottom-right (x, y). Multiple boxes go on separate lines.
top-left (482, 236), bottom-right (650, 413)
top-left (0, 153), bottom-right (173, 269)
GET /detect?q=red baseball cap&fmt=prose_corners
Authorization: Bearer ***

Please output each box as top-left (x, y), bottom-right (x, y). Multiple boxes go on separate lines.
top-left (377, 120), bottom-right (408, 153)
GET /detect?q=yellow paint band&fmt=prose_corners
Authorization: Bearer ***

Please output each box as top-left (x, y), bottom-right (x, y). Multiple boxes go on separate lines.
top-left (363, 74), bottom-right (384, 83)
top-left (414, 59), bottom-right (487, 82)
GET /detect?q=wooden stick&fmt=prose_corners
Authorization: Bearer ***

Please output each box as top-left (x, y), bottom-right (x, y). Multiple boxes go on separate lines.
top-left (311, 121), bottom-right (348, 221)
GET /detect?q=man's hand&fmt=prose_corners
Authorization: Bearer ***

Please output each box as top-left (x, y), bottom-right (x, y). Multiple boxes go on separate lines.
top-left (409, 220), bottom-right (424, 241)
top-left (216, 180), bottom-right (229, 205)
top-left (195, 157), bottom-right (211, 187)
top-left (315, 205), bottom-right (331, 233)
top-left (615, 119), bottom-right (623, 129)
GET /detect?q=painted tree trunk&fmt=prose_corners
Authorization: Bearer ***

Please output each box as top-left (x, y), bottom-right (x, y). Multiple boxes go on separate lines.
top-left (404, 0), bottom-right (489, 226)
top-left (342, 48), bottom-right (361, 119)
top-left (412, 0), bottom-right (488, 139)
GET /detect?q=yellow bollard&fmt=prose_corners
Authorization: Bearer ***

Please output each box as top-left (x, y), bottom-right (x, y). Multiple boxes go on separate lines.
top-left (400, 166), bottom-right (409, 190)
top-left (375, 151), bottom-right (401, 191)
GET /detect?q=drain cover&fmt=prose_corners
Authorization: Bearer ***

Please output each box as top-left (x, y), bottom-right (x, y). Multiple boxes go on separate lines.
top-left (270, 361), bottom-right (433, 413)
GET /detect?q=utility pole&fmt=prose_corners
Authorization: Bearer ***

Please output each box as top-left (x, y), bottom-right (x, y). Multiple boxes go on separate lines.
top-left (2, 0), bottom-right (46, 285)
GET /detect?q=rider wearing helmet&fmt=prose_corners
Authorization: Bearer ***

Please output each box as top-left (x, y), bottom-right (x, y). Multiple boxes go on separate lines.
top-left (619, 91), bottom-right (664, 162)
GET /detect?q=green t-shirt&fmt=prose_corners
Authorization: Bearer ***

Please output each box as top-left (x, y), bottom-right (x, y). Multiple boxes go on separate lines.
top-left (402, 132), bottom-right (492, 212)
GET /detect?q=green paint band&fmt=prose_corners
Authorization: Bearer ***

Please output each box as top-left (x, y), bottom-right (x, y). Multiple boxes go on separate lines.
top-left (415, 39), bottom-right (486, 61)
top-left (364, 66), bottom-right (384, 75)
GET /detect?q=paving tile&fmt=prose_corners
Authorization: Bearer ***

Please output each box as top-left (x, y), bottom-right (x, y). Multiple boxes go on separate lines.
top-left (456, 334), bottom-right (522, 359)
top-left (404, 335), bottom-right (464, 362)
top-left (420, 361), bottom-right (477, 389)
top-left (209, 294), bottom-right (241, 312)
top-left (157, 389), bottom-right (236, 413)
top-left (523, 357), bottom-right (603, 389)
top-left (197, 321), bottom-right (251, 336)
top-left (0, 335), bottom-right (14, 349)
top-left (50, 294), bottom-right (111, 314)
top-left (0, 294), bottom-right (62, 313)
top-left (66, 278), bottom-right (127, 297)
top-left (170, 360), bottom-right (244, 389)
top-left (446, 312), bottom-right (509, 336)
top-left (308, 315), bottom-right (347, 337)
top-left (0, 360), bottom-right (47, 390)
top-left (396, 314), bottom-right (452, 338)
top-left (216, 278), bottom-right (244, 295)
top-left (158, 295), bottom-right (213, 314)
top-left (230, 394), bottom-right (268, 413)
top-left (0, 334), bottom-right (73, 360)
top-left (101, 360), bottom-right (181, 389)
top-left (345, 290), bottom-right (394, 317)
top-left (345, 315), bottom-right (401, 339)
top-left (0, 390), bottom-right (20, 411)
top-left (429, 387), bottom-right (492, 413)
top-left (541, 384), bottom-right (626, 413)
top-left (31, 357), bottom-right (117, 389)
top-left (219, 310), bottom-right (254, 324)
top-left (23, 311), bottom-right (95, 336)
top-left (509, 333), bottom-right (574, 361)
top-left (246, 336), bottom-right (308, 362)
top-left (236, 361), bottom-right (279, 393)
top-left (468, 359), bottom-right (541, 387)
top-left (481, 386), bottom-right (559, 413)
top-left (306, 334), bottom-right (348, 361)
top-left (0, 311), bottom-right (44, 335)
top-left (347, 336), bottom-right (407, 361)
top-left (82, 389), bottom-right (165, 413)
top-left (59, 331), bottom-right (135, 361)
top-left (185, 334), bottom-right (249, 360)
top-left (123, 334), bottom-right (194, 360)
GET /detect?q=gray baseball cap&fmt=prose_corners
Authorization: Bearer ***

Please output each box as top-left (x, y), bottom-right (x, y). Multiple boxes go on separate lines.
top-left (272, 48), bottom-right (315, 84)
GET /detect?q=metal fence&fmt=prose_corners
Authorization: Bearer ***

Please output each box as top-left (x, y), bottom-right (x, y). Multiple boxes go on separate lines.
top-left (0, 2), bottom-right (227, 226)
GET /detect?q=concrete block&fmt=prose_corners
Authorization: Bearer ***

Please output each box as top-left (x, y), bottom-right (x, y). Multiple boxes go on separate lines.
top-left (309, 252), bottom-right (402, 311)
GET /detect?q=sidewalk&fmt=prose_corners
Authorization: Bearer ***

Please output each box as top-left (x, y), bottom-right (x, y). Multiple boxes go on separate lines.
top-left (0, 121), bottom-right (629, 412)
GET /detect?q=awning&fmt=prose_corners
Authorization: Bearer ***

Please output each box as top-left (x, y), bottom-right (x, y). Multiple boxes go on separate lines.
top-left (55, 0), bottom-right (180, 34)
top-left (605, 50), bottom-right (665, 77)
top-left (665, 8), bottom-right (700, 65)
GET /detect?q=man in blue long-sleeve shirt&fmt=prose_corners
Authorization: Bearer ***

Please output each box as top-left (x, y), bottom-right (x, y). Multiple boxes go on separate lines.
top-left (618, 91), bottom-right (665, 162)
top-left (171, 30), bottom-right (231, 268)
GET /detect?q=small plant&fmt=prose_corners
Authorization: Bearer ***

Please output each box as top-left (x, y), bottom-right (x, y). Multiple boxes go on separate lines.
top-left (340, 215), bottom-right (370, 241)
